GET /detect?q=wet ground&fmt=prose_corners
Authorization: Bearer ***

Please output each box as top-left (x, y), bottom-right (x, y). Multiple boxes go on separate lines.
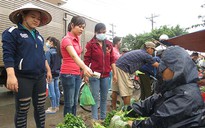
top-left (0, 86), bottom-right (112, 128)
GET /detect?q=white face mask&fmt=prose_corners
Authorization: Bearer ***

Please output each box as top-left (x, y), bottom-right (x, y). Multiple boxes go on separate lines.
top-left (96, 33), bottom-right (106, 41)
top-left (46, 42), bottom-right (50, 48)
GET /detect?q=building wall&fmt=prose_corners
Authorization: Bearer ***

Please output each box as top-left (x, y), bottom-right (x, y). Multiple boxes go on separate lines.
top-left (0, 0), bottom-right (97, 67)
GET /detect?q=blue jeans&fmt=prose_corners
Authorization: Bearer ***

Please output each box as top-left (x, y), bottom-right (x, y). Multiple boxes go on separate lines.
top-left (89, 77), bottom-right (109, 120)
top-left (108, 72), bottom-right (112, 89)
top-left (60, 74), bottom-right (81, 116)
top-left (48, 76), bottom-right (60, 108)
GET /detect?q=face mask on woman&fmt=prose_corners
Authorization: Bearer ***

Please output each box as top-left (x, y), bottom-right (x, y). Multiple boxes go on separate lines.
top-left (96, 33), bottom-right (106, 41)
top-left (46, 42), bottom-right (50, 48)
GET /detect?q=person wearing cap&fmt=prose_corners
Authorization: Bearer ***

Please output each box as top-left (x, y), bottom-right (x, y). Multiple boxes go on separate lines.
top-left (2, 3), bottom-right (52, 128)
top-left (121, 47), bottom-right (129, 56)
top-left (111, 41), bottom-right (159, 109)
top-left (126, 46), bottom-right (205, 128)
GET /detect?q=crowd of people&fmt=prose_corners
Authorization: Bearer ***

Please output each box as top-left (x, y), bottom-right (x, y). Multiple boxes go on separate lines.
top-left (2, 2), bottom-right (205, 128)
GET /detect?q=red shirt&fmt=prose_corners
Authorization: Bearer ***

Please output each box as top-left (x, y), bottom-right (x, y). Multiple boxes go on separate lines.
top-left (60, 32), bottom-right (82, 75)
top-left (113, 47), bottom-right (121, 62)
top-left (84, 38), bottom-right (115, 77)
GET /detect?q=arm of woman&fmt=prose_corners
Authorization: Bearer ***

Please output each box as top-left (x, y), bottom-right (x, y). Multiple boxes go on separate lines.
top-left (2, 28), bottom-right (18, 92)
top-left (45, 60), bottom-right (52, 83)
top-left (111, 63), bottom-right (117, 83)
top-left (66, 45), bottom-right (93, 77)
top-left (6, 67), bottom-right (18, 92)
top-left (109, 43), bottom-right (117, 83)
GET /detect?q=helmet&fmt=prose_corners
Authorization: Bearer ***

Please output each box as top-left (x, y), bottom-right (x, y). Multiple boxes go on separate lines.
top-left (159, 34), bottom-right (169, 41)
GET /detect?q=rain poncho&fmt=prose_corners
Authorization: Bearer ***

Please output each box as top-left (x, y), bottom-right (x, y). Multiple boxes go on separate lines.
top-left (131, 46), bottom-right (205, 128)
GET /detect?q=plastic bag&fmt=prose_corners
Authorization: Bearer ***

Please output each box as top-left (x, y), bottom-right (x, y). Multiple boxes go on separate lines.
top-left (80, 84), bottom-right (95, 106)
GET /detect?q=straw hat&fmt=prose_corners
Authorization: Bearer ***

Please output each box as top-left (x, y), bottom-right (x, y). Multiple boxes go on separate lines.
top-left (9, 3), bottom-right (52, 27)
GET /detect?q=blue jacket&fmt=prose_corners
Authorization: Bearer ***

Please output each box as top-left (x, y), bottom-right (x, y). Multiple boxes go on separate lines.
top-left (45, 48), bottom-right (61, 77)
top-left (139, 56), bottom-right (160, 77)
top-left (2, 24), bottom-right (46, 77)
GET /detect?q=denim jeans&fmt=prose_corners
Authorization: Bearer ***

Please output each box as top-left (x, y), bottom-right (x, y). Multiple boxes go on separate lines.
top-left (108, 72), bottom-right (112, 89)
top-left (89, 77), bottom-right (109, 120)
top-left (48, 76), bottom-right (60, 108)
top-left (60, 74), bottom-right (81, 116)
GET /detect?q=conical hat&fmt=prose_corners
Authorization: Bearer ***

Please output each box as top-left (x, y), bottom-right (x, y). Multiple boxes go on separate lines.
top-left (9, 3), bottom-right (52, 27)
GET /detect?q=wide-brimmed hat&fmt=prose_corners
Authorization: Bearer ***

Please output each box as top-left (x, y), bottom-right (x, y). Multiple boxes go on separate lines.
top-left (9, 3), bottom-right (52, 27)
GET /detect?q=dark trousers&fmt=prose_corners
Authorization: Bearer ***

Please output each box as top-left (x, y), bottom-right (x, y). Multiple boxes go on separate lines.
top-left (14, 75), bottom-right (46, 128)
top-left (138, 74), bottom-right (151, 100)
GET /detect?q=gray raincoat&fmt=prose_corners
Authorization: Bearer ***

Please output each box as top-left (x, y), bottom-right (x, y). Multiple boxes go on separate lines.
top-left (131, 46), bottom-right (205, 128)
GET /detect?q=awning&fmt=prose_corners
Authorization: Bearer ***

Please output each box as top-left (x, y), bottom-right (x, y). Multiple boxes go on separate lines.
top-left (165, 29), bottom-right (205, 52)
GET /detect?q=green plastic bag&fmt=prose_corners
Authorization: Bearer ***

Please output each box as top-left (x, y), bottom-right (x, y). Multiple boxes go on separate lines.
top-left (80, 84), bottom-right (95, 106)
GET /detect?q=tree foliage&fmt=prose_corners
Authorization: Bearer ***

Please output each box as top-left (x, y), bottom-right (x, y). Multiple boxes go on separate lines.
top-left (121, 25), bottom-right (188, 50)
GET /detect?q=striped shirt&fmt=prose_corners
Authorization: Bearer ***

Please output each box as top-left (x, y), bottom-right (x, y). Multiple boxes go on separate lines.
top-left (116, 49), bottom-right (155, 74)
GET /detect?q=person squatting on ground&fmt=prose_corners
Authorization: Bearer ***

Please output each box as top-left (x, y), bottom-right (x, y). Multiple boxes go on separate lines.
top-left (2, 3), bottom-right (52, 128)
top-left (45, 36), bottom-right (62, 114)
top-left (60, 16), bottom-right (93, 117)
top-left (84, 23), bottom-right (117, 121)
top-left (112, 42), bottom-right (159, 110)
top-left (126, 46), bottom-right (205, 128)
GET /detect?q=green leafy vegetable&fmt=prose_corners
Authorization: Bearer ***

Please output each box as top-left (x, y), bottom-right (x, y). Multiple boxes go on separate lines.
top-left (200, 86), bottom-right (205, 92)
top-left (106, 108), bottom-right (147, 128)
top-left (103, 110), bottom-right (117, 127)
top-left (56, 113), bottom-right (87, 128)
top-left (93, 122), bottom-right (106, 128)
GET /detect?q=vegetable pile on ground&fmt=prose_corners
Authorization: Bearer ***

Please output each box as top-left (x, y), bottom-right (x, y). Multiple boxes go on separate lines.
top-left (56, 113), bottom-right (87, 128)
top-left (93, 122), bottom-right (106, 128)
top-left (100, 109), bottom-right (147, 128)
top-left (200, 86), bottom-right (205, 92)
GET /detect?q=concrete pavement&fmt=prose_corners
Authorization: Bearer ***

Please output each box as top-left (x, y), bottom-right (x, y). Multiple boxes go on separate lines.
top-left (0, 86), bottom-right (93, 128)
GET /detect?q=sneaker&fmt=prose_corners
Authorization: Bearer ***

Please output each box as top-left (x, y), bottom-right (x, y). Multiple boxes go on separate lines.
top-left (91, 119), bottom-right (97, 125)
top-left (45, 107), bottom-right (56, 114)
top-left (55, 107), bottom-right (59, 112)
top-left (47, 107), bottom-right (52, 110)
top-left (98, 119), bottom-right (104, 124)
top-left (91, 119), bottom-right (104, 125)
